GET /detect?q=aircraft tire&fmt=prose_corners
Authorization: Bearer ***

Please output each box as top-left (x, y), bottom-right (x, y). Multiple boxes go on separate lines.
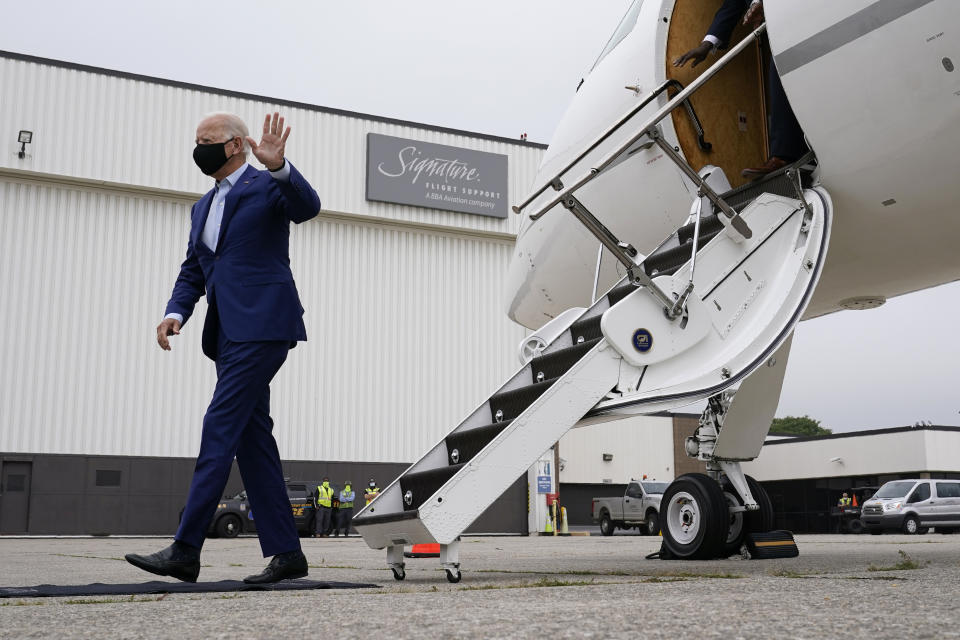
top-left (660, 474), bottom-right (727, 559)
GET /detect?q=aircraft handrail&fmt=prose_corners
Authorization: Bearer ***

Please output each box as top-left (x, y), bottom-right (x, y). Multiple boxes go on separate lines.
top-left (511, 78), bottom-right (678, 214)
top-left (514, 24), bottom-right (766, 222)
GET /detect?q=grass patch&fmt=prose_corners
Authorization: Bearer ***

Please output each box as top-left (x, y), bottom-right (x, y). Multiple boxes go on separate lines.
top-left (641, 576), bottom-right (688, 583)
top-left (868, 550), bottom-right (928, 572)
top-left (310, 564), bottom-right (360, 569)
top-left (1, 601), bottom-right (45, 607)
top-left (228, 563), bottom-right (244, 567)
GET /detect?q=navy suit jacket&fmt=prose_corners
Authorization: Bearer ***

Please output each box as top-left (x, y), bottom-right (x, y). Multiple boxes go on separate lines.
top-left (165, 161), bottom-right (321, 360)
top-left (707, 0), bottom-right (751, 48)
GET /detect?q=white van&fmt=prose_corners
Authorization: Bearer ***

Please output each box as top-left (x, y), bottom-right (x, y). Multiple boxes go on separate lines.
top-left (861, 479), bottom-right (960, 535)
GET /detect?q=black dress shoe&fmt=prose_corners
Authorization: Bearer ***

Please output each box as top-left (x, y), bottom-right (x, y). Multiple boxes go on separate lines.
top-left (741, 156), bottom-right (790, 180)
top-left (125, 542), bottom-right (201, 583)
top-left (243, 550), bottom-right (308, 584)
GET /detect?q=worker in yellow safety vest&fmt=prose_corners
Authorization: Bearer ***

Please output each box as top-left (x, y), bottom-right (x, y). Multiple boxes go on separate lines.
top-left (314, 477), bottom-right (334, 537)
top-left (365, 478), bottom-right (380, 506)
top-left (838, 492), bottom-right (852, 507)
top-left (334, 481), bottom-right (355, 537)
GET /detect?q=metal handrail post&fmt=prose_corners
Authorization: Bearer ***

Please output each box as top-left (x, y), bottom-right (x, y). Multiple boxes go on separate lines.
top-left (513, 78), bottom-right (676, 215)
top-left (561, 195), bottom-right (677, 312)
top-left (651, 131), bottom-right (752, 240)
top-left (590, 245), bottom-right (604, 304)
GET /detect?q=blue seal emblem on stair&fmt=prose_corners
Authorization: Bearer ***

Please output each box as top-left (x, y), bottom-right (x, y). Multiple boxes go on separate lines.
top-left (632, 328), bottom-right (653, 353)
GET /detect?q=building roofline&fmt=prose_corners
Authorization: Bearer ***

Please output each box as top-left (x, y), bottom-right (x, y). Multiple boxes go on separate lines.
top-left (0, 49), bottom-right (549, 150)
top-left (762, 424), bottom-right (960, 445)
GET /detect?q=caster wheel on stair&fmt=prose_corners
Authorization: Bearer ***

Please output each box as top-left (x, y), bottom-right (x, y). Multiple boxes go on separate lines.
top-left (445, 569), bottom-right (461, 583)
top-left (392, 567), bottom-right (406, 581)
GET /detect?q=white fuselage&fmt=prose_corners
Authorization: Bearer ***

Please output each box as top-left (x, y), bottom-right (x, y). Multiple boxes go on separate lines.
top-left (506, 0), bottom-right (960, 330)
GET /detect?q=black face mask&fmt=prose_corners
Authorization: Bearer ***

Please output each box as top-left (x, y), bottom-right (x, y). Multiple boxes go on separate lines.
top-left (193, 138), bottom-right (236, 176)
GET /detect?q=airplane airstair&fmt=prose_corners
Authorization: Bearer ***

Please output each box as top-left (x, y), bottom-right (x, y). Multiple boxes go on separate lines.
top-left (353, 25), bottom-right (831, 580)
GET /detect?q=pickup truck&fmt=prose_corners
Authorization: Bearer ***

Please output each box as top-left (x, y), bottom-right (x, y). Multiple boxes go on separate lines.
top-left (592, 480), bottom-right (667, 536)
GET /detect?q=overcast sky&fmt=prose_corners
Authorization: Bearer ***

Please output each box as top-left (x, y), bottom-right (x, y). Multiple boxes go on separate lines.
top-left (3, 1), bottom-right (958, 432)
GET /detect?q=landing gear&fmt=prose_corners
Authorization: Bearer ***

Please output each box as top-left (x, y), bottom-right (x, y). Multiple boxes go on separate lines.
top-left (659, 374), bottom-right (789, 560)
top-left (392, 567), bottom-right (406, 581)
top-left (445, 569), bottom-right (462, 583)
top-left (721, 475), bottom-right (772, 556)
top-left (661, 473), bottom-right (728, 559)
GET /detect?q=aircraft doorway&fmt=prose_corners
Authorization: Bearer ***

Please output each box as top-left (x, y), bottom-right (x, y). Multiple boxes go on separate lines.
top-left (1, 461), bottom-right (32, 533)
top-left (666, 0), bottom-right (770, 188)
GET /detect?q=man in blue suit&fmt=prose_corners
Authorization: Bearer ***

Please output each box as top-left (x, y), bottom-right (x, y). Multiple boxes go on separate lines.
top-left (125, 112), bottom-right (320, 584)
top-left (674, 0), bottom-right (808, 178)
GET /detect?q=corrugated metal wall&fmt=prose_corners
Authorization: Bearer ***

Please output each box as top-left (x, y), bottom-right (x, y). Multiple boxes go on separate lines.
top-left (558, 416), bottom-right (675, 484)
top-left (0, 56), bottom-right (543, 237)
top-left (0, 54), bottom-right (541, 463)
top-left (0, 177), bottom-right (527, 461)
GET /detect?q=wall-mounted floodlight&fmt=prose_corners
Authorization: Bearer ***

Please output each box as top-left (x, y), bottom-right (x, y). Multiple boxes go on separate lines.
top-left (18, 130), bottom-right (33, 159)
top-left (602, 453), bottom-right (613, 462)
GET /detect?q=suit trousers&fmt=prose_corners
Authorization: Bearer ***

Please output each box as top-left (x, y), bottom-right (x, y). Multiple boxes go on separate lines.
top-left (768, 57), bottom-right (808, 162)
top-left (175, 332), bottom-right (300, 558)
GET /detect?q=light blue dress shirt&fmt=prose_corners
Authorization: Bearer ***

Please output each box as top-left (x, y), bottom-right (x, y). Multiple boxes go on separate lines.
top-left (164, 159), bottom-right (292, 325)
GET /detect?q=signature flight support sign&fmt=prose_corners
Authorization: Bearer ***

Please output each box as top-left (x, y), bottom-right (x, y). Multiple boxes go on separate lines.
top-left (366, 133), bottom-right (509, 218)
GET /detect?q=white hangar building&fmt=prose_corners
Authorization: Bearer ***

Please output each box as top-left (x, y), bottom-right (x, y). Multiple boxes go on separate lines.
top-left (0, 50), bottom-right (555, 535)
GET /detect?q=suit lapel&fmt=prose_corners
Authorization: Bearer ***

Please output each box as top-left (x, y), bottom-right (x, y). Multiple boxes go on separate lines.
top-left (192, 188), bottom-right (217, 249)
top-left (216, 165), bottom-right (259, 252)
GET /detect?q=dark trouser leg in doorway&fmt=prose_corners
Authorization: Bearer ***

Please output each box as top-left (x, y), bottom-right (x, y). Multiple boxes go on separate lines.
top-left (743, 56), bottom-right (810, 179)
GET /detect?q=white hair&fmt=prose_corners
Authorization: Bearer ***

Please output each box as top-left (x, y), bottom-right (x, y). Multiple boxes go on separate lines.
top-left (202, 111), bottom-right (250, 153)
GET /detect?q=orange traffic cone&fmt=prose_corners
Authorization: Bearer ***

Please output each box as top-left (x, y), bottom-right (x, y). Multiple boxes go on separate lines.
top-left (404, 543), bottom-right (441, 558)
top-left (852, 493), bottom-right (859, 507)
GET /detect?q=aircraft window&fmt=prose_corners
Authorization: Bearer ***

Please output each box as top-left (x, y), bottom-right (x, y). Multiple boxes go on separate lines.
top-left (591, 0), bottom-right (645, 71)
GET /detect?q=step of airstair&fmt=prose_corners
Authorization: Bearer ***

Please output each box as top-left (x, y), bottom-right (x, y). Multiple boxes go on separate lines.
top-left (399, 463), bottom-right (466, 511)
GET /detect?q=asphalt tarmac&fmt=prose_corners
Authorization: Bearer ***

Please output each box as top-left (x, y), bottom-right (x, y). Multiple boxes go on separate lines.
top-left (1, 533), bottom-right (958, 639)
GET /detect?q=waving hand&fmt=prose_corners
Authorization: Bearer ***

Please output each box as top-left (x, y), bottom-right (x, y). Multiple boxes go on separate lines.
top-left (246, 112), bottom-right (290, 171)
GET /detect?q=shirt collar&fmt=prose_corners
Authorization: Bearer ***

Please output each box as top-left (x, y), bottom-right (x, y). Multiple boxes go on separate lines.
top-left (216, 162), bottom-right (250, 190)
